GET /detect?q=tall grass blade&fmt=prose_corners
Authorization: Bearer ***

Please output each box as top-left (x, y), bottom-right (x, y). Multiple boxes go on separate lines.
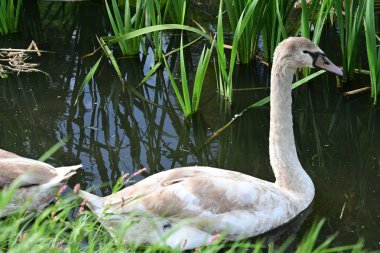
top-left (0, 0), bottom-right (21, 35)
top-left (104, 0), bottom-right (144, 56)
top-left (300, 0), bottom-right (310, 39)
top-left (38, 139), bottom-right (67, 162)
top-left (98, 37), bottom-right (123, 81)
top-left (192, 40), bottom-right (214, 112)
top-left (216, 0), bottom-right (261, 101)
top-left (179, 35), bottom-right (191, 116)
top-left (162, 55), bottom-right (187, 115)
top-left (215, 0), bottom-right (228, 96)
top-left (335, 0), bottom-right (366, 79)
top-left (75, 56), bottom-right (103, 105)
top-left (364, 0), bottom-right (380, 104)
top-left (107, 24), bottom-right (212, 44)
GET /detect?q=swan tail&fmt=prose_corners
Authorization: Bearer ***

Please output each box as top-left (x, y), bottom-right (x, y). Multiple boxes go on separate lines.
top-left (78, 190), bottom-right (104, 215)
top-left (41, 164), bottom-right (82, 189)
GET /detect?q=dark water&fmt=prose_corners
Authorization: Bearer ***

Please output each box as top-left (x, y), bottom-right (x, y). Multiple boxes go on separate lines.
top-left (0, 1), bottom-right (379, 249)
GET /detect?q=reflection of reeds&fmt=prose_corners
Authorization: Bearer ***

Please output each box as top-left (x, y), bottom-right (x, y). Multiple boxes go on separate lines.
top-left (290, 76), bottom-right (380, 247)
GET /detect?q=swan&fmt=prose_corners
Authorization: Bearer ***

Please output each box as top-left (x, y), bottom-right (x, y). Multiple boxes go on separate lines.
top-left (0, 148), bottom-right (81, 217)
top-left (79, 37), bottom-right (343, 250)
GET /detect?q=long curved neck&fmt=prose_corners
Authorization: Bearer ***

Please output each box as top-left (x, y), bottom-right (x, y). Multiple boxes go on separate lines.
top-left (269, 59), bottom-right (314, 197)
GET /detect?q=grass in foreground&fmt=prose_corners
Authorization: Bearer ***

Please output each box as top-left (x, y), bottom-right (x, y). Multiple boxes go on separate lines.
top-left (0, 184), bottom-right (373, 253)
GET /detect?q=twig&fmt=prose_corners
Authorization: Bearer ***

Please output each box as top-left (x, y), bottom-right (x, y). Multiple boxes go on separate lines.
top-left (0, 41), bottom-right (49, 77)
top-left (343, 87), bottom-right (371, 96)
top-left (0, 48), bottom-right (51, 53)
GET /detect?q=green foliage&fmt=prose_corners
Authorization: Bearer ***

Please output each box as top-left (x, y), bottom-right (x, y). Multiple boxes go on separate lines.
top-left (0, 0), bottom-right (22, 35)
top-left (105, 0), bottom-right (145, 56)
top-left (216, 0), bottom-right (263, 101)
top-left (164, 0), bottom-right (188, 24)
top-left (364, 0), bottom-right (380, 104)
top-left (224, 0), bottom-right (266, 64)
top-left (146, 0), bottom-right (164, 60)
top-left (163, 36), bottom-right (214, 118)
top-left (335, 0), bottom-right (366, 80)
top-left (261, 0), bottom-right (296, 61)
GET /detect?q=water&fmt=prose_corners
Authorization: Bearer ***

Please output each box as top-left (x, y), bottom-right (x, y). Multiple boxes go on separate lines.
top-left (0, 1), bottom-right (379, 249)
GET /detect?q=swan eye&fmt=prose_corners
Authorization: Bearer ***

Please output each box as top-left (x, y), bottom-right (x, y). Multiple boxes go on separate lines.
top-left (303, 50), bottom-right (308, 54)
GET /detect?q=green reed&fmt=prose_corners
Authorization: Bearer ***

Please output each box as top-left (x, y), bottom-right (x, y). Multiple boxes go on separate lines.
top-left (0, 0), bottom-right (22, 35)
top-left (364, 0), bottom-right (380, 104)
top-left (146, 0), bottom-right (164, 60)
top-left (223, 0), bottom-right (266, 64)
top-left (105, 0), bottom-right (145, 56)
top-left (215, 0), bottom-right (262, 101)
top-left (164, 0), bottom-right (188, 24)
top-left (300, 0), bottom-right (334, 45)
top-left (163, 35), bottom-right (214, 118)
top-left (262, 0), bottom-right (296, 62)
top-left (335, 0), bottom-right (366, 80)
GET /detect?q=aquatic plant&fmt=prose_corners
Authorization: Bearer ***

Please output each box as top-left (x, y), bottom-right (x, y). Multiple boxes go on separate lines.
top-left (223, 0), bottom-right (268, 64)
top-left (261, 0), bottom-right (296, 62)
top-left (0, 0), bottom-right (22, 35)
top-left (146, 0), bottom-right (164, 60)
top-left (364, 0), bottom-right (380, 104)
top-left (215, 0), bottom-right (262, 101)
top-left (335, 0), bottom-right (366, 80)
top-left (299, 0), bottom-right (334, 45)
top-left (105, 0), bottom-right (145, 56)
top-left (164, 0), bottom-right (188, 24)
top-left (163, 35), bottom-right (214, 118)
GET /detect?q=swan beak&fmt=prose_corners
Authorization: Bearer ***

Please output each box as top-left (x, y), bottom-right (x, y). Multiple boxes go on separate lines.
top-left (313, 54), bottom-right (343, 76)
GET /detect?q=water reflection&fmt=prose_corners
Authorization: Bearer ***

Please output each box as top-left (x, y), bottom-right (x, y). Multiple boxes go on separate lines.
top-left (0, 1), bottom-right (379, 249)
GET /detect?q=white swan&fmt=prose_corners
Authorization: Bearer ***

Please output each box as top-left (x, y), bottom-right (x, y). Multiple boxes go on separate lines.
top-left (79, 37), bottom-right (343, 250)
top-left (0, 148), bottom-right (81, 217)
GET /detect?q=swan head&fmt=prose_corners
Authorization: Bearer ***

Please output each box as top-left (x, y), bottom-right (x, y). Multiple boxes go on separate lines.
top-left (274, 37), bottom-right (343, 76)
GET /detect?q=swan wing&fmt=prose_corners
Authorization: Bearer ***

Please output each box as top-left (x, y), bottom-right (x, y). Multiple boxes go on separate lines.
top-left (0, 157), bottom-right (57, 188)
top-left (102, 166), bottom-right (289, 220)
top-left (0, 149), bottom-right (21, 159)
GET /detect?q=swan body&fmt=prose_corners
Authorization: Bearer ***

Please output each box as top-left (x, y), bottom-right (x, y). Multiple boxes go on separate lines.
top-left (0, 148), bottom-right (81, 217)
top-left (79, 37), bottom-right (343, 250)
